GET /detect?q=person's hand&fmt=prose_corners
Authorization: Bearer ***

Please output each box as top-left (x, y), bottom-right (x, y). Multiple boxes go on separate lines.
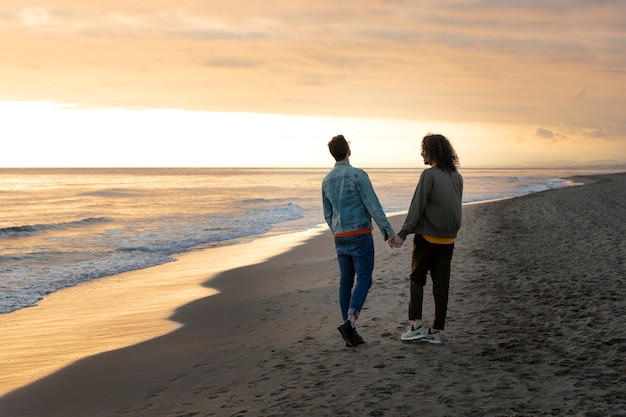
top-left (388, 235), bottom-right (405, 248)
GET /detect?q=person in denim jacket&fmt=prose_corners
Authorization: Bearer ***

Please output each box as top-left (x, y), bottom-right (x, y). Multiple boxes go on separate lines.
top-left (322, 134), bottom-right (398, 347)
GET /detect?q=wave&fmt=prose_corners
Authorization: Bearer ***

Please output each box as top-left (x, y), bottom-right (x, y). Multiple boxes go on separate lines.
top-left (240, 197), bottom-right (303, 207)
top-left (0, 203), bottom-right (305, 314)
top-left (240, 198), bottom-right (272, 204)
top-left (0, 217), bottom-right (112, 238)
top-left (462, 176), bottom-right (571, 203)
top-left (114, 202), bottom-right (304, 255)
top-left (78, 189), bottom-right (141, 198)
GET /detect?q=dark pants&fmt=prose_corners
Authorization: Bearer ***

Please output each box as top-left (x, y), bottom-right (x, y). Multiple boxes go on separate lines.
top-left (409, 234), bottom-right (454, 330)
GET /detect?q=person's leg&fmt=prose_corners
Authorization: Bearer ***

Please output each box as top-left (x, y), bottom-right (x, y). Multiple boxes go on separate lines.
top-left (335, 240), bottom-right (356, 322)
top-left (409, 235), bottom-right (434, 323)
top-left (336, 235), bottom-right (370, 347)
top-left (347, 233), bottom-right (374, 320)
top-left (429, 243), bottom-right (454, 331)
top-left (401, 235), bottom-right (436, 340)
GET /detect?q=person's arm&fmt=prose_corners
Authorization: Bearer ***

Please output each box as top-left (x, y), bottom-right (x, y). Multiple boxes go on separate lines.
top-left (321, 187), bottom-right (334, 232)
top-left (398, 170), bottom-right (432, 240)
top-left (357, 170), bottom-right (395, 240)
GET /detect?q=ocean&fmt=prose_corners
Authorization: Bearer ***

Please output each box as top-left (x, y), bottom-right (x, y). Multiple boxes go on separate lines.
top-left (0, 167), bottom-right (618, 314)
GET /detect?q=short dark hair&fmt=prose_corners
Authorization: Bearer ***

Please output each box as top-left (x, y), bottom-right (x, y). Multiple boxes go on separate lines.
top-left (328, 135), bottom-right (350, 161)
top-left (422, 134), bottom-right (460, 172)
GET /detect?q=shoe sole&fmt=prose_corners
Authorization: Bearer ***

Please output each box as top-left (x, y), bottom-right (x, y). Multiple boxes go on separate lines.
top-left (401, 334), bottom-right (426, 341)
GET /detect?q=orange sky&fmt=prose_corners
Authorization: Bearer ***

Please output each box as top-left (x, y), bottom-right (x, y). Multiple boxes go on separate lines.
top-left (1, 1), bottom-right (625, 167)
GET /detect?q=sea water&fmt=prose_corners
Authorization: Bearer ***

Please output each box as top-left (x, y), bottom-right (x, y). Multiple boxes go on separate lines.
top-left (0, 167), bottom-right (617, 314)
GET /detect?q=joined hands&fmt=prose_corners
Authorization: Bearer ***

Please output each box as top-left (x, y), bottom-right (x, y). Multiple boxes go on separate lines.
top-left (388, 235), bottom-right (405, 249)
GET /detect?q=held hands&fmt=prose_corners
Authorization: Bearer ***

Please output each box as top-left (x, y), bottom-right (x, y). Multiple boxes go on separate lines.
top-left (388, 235), bottom-right (405, 249)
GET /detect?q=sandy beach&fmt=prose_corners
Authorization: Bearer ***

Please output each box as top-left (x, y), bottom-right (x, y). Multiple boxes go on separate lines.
top-left (1, 172), bottom-right (625, 417)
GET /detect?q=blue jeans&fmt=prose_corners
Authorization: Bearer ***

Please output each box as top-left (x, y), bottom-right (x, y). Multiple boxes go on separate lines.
top-left (334, 233), bottom-right (375, 321)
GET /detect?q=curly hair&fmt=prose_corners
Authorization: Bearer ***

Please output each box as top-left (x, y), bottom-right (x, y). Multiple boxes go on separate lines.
top-left (422, 134), bottom-right (459, 172)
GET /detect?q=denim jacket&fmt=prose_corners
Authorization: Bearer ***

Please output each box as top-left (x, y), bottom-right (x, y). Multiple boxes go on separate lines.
top-left (322, 161), bottom-right (394, 240)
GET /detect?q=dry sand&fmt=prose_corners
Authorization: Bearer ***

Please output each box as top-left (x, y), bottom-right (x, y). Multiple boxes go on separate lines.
top-left (1, 172), bottom-right (625, 417)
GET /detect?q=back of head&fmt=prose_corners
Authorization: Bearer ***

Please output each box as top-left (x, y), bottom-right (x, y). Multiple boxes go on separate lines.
top-left (328, 135), bottom-right (350, 161)
top-left (422, 134), bottom-right (460, 172)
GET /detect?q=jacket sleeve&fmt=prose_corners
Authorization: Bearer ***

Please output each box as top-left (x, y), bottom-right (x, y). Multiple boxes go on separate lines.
top-left (321, 186), bottom-right (334, 232)
top-left (357, 170), bottom-right (395, 240)
top-left (398, 170), bottom-right (432, 240)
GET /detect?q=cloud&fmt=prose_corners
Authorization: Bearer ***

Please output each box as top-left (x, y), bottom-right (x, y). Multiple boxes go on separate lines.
top-left (596, 66), bottom-right (626, 74)
top-left (18, 8), bottom-right (51, 26)
top-left (536, 128), bottom-right (556, 140)
top-left (586, 128), bottom-right (609, 138)
top-left (0, 1), bottom-right (625, 141)
top-left (204, 57), bottom-right (263, 69)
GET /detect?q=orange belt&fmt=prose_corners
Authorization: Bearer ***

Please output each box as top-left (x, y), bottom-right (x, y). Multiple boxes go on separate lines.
top-left (334, 228), bottom-right (372, 238)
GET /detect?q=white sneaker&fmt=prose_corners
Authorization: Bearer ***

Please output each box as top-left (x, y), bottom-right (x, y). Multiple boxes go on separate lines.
top-left (401, 325), bottom-right (426, 340)
top-left (425, 328), bottom-right (442, 344)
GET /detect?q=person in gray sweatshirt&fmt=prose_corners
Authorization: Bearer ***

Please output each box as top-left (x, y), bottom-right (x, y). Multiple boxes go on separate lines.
top-left (391, 134), bottom-right (463, 344)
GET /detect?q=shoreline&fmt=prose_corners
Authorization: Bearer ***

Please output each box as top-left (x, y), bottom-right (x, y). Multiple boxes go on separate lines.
top-left (0, 169), bottom-right (609, 317)
top-left (1, 172), bottom-right (625, 416)
top-left (0, 225), bottom-right (327, 397)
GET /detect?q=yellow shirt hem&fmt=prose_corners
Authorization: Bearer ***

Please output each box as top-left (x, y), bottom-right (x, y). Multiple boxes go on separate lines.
top-left (422, 234), bottom-right (455, 244)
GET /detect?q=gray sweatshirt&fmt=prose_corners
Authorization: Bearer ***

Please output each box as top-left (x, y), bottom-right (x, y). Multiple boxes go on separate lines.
top-left (398, 167), bottom-right (463, 240)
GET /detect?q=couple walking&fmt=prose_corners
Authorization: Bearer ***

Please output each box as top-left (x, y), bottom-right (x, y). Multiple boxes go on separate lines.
top-left (321, 134), bottom-right (463, 347)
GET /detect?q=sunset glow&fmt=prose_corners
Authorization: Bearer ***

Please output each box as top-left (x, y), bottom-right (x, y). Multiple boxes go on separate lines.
top-left (1, 1), bottom-right (625, 168)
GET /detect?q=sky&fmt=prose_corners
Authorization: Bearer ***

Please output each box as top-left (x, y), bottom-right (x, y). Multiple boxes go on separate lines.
top-left (1, 0), bottom-right (625, 168)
